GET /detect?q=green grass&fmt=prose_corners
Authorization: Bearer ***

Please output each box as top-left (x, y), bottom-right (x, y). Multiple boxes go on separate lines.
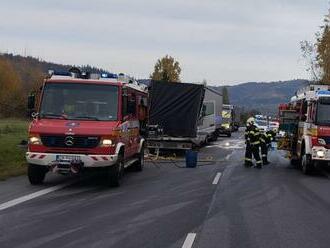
top-left (0, 119), bottom-right (29, 180)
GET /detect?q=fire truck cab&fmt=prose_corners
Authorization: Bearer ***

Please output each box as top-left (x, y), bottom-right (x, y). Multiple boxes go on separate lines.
top-left (26, 70), bottom-right (148, 186)
top-left (283, 85), bottom-right (330, 174)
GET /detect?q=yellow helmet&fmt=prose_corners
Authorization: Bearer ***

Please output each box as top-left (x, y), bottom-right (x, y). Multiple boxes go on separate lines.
top-left (246, 117), bottom-right (255, 126)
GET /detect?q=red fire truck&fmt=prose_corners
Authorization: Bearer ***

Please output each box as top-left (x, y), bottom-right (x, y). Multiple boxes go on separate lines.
top-left (278, 84), bottom-right (330, 174)
top-left (26, 70), bottom-right (148, 186)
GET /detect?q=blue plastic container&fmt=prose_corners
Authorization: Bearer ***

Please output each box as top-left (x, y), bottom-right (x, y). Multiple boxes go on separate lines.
top-left (185, 150), bottom-right (198, 168)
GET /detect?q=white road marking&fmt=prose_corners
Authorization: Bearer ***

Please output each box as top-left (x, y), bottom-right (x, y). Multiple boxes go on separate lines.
top-left (182, 233), bottom-right (197, 248)
top-left (0, 181), bottom-right (74, 211)
top-left (212, 172), bottom-right (222, 185)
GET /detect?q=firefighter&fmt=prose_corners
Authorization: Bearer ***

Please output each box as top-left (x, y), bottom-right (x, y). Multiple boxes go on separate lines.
top-left (260, 131), bottom-right (270, 165)
top-left (244, 117), bottom-right (263, 169)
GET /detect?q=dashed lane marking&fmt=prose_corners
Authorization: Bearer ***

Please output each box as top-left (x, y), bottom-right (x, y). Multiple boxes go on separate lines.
top-left (182, 233), bottom-right (197, 248)
top-left (0, 181), bottom-right (75, 211)
top-left (212, 172), bottom-right (222, 185)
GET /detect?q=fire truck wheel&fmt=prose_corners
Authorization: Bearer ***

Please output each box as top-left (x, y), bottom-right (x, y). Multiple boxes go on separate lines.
top-left (28, 164), bottom-right (47, 185)
top-left (302, 153), bottom-right (314, 175)
top-left (134, 145), bottom-right (145, 172)
top-left (108, 154), bottom-right (124, 187)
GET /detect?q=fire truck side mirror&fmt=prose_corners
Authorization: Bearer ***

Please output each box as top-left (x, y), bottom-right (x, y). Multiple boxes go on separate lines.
top-left (27, 94), bottom-right (36, 111)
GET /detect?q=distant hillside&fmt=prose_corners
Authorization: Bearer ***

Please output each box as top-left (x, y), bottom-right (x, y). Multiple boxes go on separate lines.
top-left (0, 53), bottom-right (111, 92)
top-left (215, 80), bottom-right (310, 115)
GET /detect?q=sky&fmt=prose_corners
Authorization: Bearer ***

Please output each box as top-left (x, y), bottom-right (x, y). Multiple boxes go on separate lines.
top-left (0, 0), bottom-right (329, 85)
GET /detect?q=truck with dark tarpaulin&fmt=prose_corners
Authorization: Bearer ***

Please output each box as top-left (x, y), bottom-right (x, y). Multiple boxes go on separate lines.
top-left (146, 80), bottom-right (205, 150)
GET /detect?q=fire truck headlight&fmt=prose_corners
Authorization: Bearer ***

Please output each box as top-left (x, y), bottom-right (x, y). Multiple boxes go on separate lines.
top-left (29, 136), bottom-right (41, 145)
top-left (317, 150), bottom-right (325, 158)
top-left (101, 139), bottom-right (113, 147)
top-left (318, 138), bottom-right (327, 146)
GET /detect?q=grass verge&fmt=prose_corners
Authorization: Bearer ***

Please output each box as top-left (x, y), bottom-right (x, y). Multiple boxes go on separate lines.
top-left (0, 119), bottom-right (29, 180)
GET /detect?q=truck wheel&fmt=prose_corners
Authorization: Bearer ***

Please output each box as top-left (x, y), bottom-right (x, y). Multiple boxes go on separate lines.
top-left (301, 153), bottom-right (314, 175)
top-left (134, 145), bottom-right (145, 172)
top-left (28, 164), bottom-right (47, 185)
top-left (108, 154), bottom-right (124, 187)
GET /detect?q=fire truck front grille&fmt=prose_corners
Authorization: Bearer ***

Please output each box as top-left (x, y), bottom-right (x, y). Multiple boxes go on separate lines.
top-left (40, 135), bottom-right (100, 148)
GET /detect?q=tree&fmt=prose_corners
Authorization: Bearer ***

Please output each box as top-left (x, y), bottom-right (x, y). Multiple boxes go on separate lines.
top-left (300, 40), bottom-right (320, 81)
top-left (317, 11), bottom-right (330, 84)
top-left (222, 86), bottom-right (230, 104)
top-left (0, 58), bottom-right (24, 117)
top-left (150, 55), bottom-right (181, 82)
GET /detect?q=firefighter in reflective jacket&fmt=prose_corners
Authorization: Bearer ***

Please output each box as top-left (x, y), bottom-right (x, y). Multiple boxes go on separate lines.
top-left (260, 131), bottom-right (271, 165)
top-left (245, 117), bottom-right (262, 168)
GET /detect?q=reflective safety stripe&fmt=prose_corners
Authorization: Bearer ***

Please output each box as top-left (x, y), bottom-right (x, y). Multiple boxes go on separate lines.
top-left (267, 134), bottom-right (272, 137)
top-left (252, 141), bottom-right (260, 145)
top-left (245, 158), bottom-right (252, 161)
top-left (262, 155), bottom-right (267, 157)
top-left (256, 160), bottom-right (262, 164)
top-left (260, 138), bottom-right (266, 143)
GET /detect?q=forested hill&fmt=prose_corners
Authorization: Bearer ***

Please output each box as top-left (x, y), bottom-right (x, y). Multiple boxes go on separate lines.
top-left (0, 54), bottom-right (111, 89)
top-left (217, 80), bottom-right (310, 115)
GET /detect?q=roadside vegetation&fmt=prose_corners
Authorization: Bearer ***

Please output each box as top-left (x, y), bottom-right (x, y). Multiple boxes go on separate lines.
top-left (0, 119), bottom-right (29, 180)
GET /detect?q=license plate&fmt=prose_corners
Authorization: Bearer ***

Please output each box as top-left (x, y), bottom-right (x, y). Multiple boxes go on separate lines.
top-left (56, 155), bottom-right (81, 161)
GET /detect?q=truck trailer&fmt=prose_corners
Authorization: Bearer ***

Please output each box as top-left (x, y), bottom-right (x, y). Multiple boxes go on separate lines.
top-left (147, 80), bottom-right (205, 150)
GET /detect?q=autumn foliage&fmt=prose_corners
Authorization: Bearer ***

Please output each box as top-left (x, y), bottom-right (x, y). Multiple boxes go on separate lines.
top-left (150, 55), bottom-right (181, 82)
top-left (0, 58), bottom-right (25, 117)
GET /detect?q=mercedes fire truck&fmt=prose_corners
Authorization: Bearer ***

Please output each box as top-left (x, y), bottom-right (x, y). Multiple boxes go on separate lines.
top-left (26, 70), bottom-right (147, 186)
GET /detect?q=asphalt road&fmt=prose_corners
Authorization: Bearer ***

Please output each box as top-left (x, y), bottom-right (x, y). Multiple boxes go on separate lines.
top-left (1, 131), bottom-right (330, 248)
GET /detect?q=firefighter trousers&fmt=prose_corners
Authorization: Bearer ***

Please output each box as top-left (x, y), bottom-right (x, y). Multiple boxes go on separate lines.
top-left (245, 143), bottom-right (262, 167)
top-left (260, 142), bottom-right (269, 164)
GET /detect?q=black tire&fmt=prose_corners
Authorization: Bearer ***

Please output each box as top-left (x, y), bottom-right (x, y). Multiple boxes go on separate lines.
top-left (108, 154), bottom-right (124, 187)
top-left (28, 164), bottom-right (47, 185)
top-left (301, 152), bottom-right (314, 175)
top-left (134, 145), bottom-right (145, 172)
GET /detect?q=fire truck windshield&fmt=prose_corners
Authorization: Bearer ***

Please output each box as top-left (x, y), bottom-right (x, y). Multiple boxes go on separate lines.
top-left (317, 97), bottom-right (330, 125)
top-left (39, 83), bottom-right (118, 121)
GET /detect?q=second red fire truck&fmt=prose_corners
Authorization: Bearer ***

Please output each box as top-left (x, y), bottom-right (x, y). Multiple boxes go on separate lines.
top-left (278, 84), bottom-right (330, 174)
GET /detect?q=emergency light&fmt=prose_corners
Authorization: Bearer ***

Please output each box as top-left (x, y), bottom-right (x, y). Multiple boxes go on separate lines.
top-left (48, 70), bottom-right (71, 77)
top-left (101, 73), bottom-right (118, 79)
top-left (316, 90), bottom-right (330, 96)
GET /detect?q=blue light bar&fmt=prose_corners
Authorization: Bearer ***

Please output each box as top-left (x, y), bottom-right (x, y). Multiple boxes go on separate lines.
top-left (101, 73), bottom-right (118, 79)
top-left (317, 90), bottom-right (330, 96)
top-left (49, 70), bottom-right (71, 76)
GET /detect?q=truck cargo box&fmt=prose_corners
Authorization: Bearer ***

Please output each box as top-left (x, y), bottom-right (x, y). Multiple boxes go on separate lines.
top-left (148, 80), bottom-right (205, 138)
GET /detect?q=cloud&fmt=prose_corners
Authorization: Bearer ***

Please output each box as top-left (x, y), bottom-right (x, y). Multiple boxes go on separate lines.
top-left (0, 0), bottom-right (328, 85)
